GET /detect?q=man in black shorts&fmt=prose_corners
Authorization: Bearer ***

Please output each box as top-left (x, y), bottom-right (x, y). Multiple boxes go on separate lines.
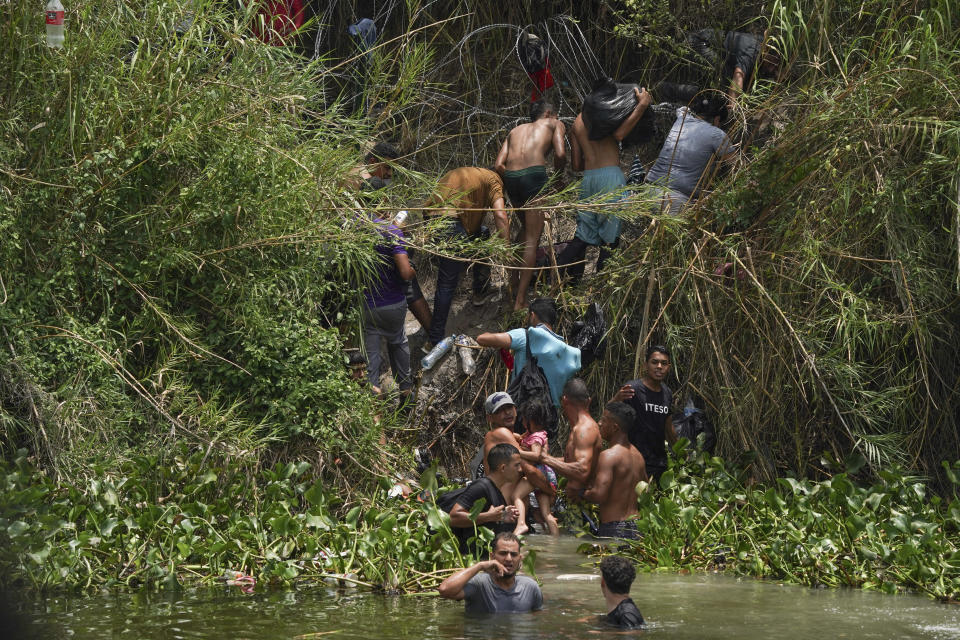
top-left (600, 555), bottom-right (645, 629)
top-left (494, 99), bottom-right (566, 311)
top-left (612, 345), bottom-right (677, 481)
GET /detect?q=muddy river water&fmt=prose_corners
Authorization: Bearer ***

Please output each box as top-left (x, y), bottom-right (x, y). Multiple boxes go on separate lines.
top-left (14, 536), bottom-right (960, 639)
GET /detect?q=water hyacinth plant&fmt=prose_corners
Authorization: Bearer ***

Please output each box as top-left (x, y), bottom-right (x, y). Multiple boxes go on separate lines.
top-left (586, 445), bottom-right (960, 602)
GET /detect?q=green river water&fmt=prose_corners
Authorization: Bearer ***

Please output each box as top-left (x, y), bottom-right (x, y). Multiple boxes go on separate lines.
top-left (13, 536), bottom-right (960, 639)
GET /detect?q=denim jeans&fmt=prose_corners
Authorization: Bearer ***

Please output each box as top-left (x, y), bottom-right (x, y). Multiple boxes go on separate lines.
top-left (362, 301), bottom-right (412, 391)
top-left (427, 221), bottom-right (491, 344)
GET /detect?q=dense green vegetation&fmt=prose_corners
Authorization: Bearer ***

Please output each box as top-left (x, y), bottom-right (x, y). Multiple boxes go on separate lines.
top-left (587, 445), bottom-right (960, 601)
top-left (581, 0), bottom-right (960, 483)
top-left (0, 447), bottom-right (480, 592)
top-left (1, 0), bottom-right (958, 601)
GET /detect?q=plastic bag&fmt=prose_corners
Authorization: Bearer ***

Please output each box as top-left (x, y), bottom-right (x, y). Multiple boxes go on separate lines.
top-left (672, 408), bottom-right (717, 453)
top-left (569, 303), bottom-right (606, 367)
top-left (582, 77), bottom-right (655, 145)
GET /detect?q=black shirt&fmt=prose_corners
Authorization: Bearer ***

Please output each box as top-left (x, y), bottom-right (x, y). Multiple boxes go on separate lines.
top-left (623, 380), bottom-right (673, 471)
top-left (607, 597), bottom-right (645, 629)
top-left (452, 478), bottom-right (513, 546)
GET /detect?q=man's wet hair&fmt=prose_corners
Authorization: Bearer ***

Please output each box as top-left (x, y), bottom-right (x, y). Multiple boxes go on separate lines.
top-left (604, 401), bottom-right (636, 431)
top-left (492, 531), bottom-right (521, 552)
top-left (365, 141), bottom-right (400, 163)
top-left (529, 298), bottom-right (558, 327)
top-left (529, 99), bottom-right (554, 122)
top-left (520, 398), bottom-right (552, 430)
top-left (600, 555), bottom-right (636, 594)
top-left (487, 443), bottom-right (520, 471)
top-left (562, 377), bottom-right (591, 407)
top-left (347, 352), bottom-right (367, 367)
top-left (646, 344), bottom-right (671, 362)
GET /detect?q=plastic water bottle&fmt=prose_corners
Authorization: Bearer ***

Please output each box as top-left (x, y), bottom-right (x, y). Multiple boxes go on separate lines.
top-left (456, 335), bottom-right (476, 375)
top-left (421, 336), bottom-right (454, 370)
top-left (393, 210), bottom-right (408, 225)
top-left (45, 0), bottom-right (65, 48)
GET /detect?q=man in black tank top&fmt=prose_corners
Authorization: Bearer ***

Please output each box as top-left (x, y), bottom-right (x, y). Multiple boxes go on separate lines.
top-left (612, 345), bottom-right (677, 480)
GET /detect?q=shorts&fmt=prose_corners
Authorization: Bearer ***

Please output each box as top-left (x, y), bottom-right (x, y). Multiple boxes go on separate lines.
top-left (503, 166), bottom-right (548, 209)
top-left (575, 166), bottom-right (628, 245)
top-left (596, 519), bottom-right (640, 540)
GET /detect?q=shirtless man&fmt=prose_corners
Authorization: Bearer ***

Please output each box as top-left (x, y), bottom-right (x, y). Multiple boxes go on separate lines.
top-left (480, 392), bottom-right (553, 501)
top-left (584, 402), bottom-right (647, 540)
top-left (557, 85), bottom-right (652, 282)
top-left (518, 378), bottom-right (602, 527)
top-left (494, 99), bottom-right (567, 310)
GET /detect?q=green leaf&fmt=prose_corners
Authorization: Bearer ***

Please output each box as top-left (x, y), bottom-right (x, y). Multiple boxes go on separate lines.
top-left (7, 521), bottom-right (30, 538)
top-left (345, 506), bottom-right (362, 528)
top-left (304, 481), bottom-right (326, 506)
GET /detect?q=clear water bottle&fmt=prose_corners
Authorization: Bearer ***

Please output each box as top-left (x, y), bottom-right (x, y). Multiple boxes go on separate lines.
top-left (45, 0), bottom-right (65, 48)
top-left (421, 336), bottom-right (454, 370)
top-left (393, 210), bottom-right (408, 226)
top-left (456, 335), bottom-right (476, 375)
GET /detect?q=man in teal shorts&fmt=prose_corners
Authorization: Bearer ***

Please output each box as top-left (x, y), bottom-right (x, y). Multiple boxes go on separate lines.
top-left (495, 99), bottom-right (567, 311)
top-left (558, 85), bottom-right (652, 283)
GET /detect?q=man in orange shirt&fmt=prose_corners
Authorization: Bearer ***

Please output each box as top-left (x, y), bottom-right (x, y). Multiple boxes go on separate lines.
top-left (424, 167), bottom-right (508, 347)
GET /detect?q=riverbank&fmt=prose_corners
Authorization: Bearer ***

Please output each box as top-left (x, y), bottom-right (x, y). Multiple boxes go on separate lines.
top-left (2, 447), bottom-right (958, 602)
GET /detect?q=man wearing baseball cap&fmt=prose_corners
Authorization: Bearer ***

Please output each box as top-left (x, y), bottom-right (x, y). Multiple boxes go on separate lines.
top-left (475, 392), bottom-right (553, 504)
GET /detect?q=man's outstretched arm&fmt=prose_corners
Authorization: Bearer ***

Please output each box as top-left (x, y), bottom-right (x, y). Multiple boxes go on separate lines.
top-left (477, 331), bottom-right (512, 349)
top-left (536, 426), bottom-right (596, 485)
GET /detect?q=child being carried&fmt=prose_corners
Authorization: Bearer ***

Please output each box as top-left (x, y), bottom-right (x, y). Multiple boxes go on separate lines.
top-left (513, 399), bottom-right (560, 536)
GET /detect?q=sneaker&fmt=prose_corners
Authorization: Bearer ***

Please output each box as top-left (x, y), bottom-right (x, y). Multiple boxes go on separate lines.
top-left (471, 288), bottom-right (498, 307)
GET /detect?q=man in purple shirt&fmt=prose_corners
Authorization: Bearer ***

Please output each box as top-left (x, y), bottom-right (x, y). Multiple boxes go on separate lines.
top-left (362, 217), bottom-right (416, 399)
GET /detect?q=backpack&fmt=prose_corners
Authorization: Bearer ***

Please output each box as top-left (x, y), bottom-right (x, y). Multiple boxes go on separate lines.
top-left (569, 303), bottom-right (606, 368)
top-left (506, 329), bottom-right (560, 441)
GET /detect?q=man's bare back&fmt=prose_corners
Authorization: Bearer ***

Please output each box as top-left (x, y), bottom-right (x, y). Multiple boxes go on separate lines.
top-left (496, 118), bottom-right (566, 172)
top-left (590, 443), bottom-right (646, 523)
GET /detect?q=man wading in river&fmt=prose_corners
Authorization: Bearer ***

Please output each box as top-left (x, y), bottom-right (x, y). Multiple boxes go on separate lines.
top-left (449, 443), bottom-right (522, 554)
top-left (494, 98), bottom-right (566, 311)
top-left (518, 378), bottom-right (601, 531)
top-left (584, 402), bottom-right (646, 540)
top-left (438, 532), bottom-right (543, 613)
top-left (475, 392), bottom-right (554, 511)
top-left (613, 345), bottom-right (678, 481)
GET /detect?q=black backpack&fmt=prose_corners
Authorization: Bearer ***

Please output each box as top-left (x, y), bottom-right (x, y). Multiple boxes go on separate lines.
top-left (506, 329), bottom-right (560, 441)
